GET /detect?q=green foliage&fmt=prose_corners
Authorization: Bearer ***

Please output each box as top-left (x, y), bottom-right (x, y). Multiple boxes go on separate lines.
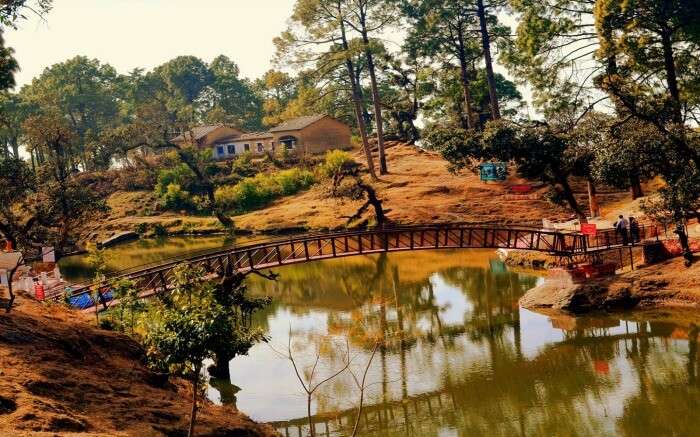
top-left (142, 263), bottom-right (267, 382)
top-left (321, 150), bottom-right (355, 179)
top-left (159, 183), bottom-right (195, 212)
top-left (154, 164), bottom-right (197, 197)
top-left (215, 168), bottom-right (315, 212)
top-left (230, 152), bottom-right (258, 177)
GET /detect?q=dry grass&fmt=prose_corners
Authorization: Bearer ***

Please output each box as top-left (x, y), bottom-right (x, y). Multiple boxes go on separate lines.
top-left (0, 293), bottom-right (276, 436)
top-left (85, 143), bottom-right (641, 241)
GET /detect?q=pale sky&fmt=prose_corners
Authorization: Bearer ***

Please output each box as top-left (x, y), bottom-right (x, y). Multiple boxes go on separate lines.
top-left (5, 0), bottom-right (298, 88)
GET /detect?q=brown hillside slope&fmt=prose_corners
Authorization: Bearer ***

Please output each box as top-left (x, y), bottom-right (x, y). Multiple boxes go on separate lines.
top-left (84, 143), bottom-right (635, 240)
top-left (0, 293), bottom-right (276, 437)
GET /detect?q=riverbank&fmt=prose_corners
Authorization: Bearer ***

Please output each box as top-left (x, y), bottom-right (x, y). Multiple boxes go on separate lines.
top-left (0, 292), bottom-right (276, 436)
top-left (520, 256), bottom-right (700, 313)
top-left (79, 144), bottom-right (636, 243)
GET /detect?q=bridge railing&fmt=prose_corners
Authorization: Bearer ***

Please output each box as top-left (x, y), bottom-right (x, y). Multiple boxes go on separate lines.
top-left (58, 222), bottom-right (668, 303)
top-left (56, 223), bottom-right (589, 301)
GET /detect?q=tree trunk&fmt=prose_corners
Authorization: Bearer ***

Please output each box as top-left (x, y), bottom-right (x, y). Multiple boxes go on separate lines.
top-left (339, 10), bottom-right (377, 180)
top-left (456, 28), bottom-right (476, 130)
top-left (476, 0), bottom-right (501, 121)
top-left (360, 23), bottom-right (387, 174)
top-left (188, 365), bottom-right (201, 437)
top-left (674, 220), bottom-right (694, 266)
top-left (557, 175), bottom-right (587, 223)
top-left (587, 178), bottom-right (600, 218)
top-left (630, 172), bottom-right (644, 199)
top-left (307, 393), bottom-right (315, 437)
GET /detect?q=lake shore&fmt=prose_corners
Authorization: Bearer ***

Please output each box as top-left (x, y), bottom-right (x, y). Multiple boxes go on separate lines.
top-left (0, 292), bottom-right (276, 436)
top-left (520, 256), bottom-right (700, 313)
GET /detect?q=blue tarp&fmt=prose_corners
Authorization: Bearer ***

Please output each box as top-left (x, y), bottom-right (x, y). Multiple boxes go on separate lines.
top-left (67, 290), bottom-right (114, 309)
top-left (68, 293), bottom-right (94, 309)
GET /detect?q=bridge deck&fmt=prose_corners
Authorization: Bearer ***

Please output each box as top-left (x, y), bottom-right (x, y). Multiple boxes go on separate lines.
top-left (56, 223), bottom-right (660, 302)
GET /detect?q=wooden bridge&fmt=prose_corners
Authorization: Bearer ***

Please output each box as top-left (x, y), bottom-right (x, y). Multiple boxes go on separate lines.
top-left (57, 222), bottom-right (660, 302)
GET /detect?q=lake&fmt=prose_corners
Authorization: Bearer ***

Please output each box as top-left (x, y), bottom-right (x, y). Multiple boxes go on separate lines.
top-left (60, 239), bottom-right (700, 436)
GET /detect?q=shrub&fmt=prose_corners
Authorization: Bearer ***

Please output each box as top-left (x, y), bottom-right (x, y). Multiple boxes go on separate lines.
top-left (153, 223), bottom-right (168, 237)
top-left (154, 164), bottom-right (197, 197)
top-left (159, 183), bottom-right (195, 211)
top-left (215, 168), bottom-right (315, 212)
top-left (275, 168), bottom-right (315, 195)
top-left (231, 152), bottom-right (258, 177)
top-left (321, 150), bottom-right (355, 179)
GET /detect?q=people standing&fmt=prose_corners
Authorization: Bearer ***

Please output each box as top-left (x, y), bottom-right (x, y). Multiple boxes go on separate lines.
top-left (615, 214), bottom-right (629, 245)
top-left (629, 216), bottom-right (640, 244)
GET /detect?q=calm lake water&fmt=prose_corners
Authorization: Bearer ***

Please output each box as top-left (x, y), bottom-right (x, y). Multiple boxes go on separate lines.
top-left (60, 239), bottom-right (700, 436)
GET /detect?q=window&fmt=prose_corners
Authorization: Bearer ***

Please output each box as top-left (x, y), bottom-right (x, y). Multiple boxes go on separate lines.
top-left (216, 146), bottom-right (224, 156)
top-left (271, 141), bottom-right (275, 151)
top-left (244, 144), bottom-right (250, 152)
top-left (227, 144), bottom-right (236, 155)
top-left (257, 143), bottom-right (264, 153)
top-left (280, 136), bottom-right (297, 150)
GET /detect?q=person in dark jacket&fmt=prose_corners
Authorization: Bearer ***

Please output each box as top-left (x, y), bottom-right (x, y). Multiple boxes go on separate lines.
top-left (629, 216), bottom-right (640, 243)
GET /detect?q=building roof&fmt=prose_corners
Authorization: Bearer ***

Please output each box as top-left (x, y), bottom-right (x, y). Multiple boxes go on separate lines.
top-left (269, 114), bottom-right (327, 132)
top-left (212, 131), bottom-right (273, 145)
top-left (171, 125), bottom-right (225, 143)
top-left (238, 132), bottom-right (274, 141)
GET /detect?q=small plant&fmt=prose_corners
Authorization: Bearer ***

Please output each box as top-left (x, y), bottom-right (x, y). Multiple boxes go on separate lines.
top-left (230, 152), bottom-right (258, 177)
top-left (159, 183), bottom-right (196, 211)
top-left (153, 223), bottom-right (168, 237)
top-left (134, 222), bottom-right (148, 235)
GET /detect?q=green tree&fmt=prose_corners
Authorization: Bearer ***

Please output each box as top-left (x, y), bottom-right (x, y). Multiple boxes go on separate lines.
top-left (21, 56), bottom-right (121, 169)
top-left (0, 0), bottom-right (52, 90)
top-left (143, 265), bottom-right (267, 437)
top-left (345, 0), bottom-right (398, 174)
top-left (276, 0), bottom-right (378, 179)
top-left (201, 55), bottom-right (263, 130)
top-left (595, 0), bottom-right (700, 263)
top-left (437, 120), bottom-right (590, 221)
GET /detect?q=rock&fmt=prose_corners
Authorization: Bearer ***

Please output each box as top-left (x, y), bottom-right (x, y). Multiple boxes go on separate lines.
top-left (0, 395), bottom-right (17, 414)
top-left (603, 287), bottom-right (641, 310)
top-left (97, 231), bottom-right (139, 249)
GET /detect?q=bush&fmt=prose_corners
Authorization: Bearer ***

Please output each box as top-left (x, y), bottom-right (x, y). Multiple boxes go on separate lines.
top-left (154, 164), bottom-right (197, 197)
top-left (159, 183), bottom-right (195, 211)
top-left (321, 150), bottom-right (355, 179)
top-left (215, 168), bottom-right (315, 212)
top-left (231, 152), bottom-right (258, 177)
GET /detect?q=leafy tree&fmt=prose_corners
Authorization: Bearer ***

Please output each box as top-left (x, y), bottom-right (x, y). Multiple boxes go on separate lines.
top-left (143, 265), bottom-right (268, 437)
top-left (256, 69), bottom-right (298, 127)
top-left (0, 0), bottom-right (52, 90)
top-left (0, 30), bottom-right (18, 91)
top-left (0, 91), bottom-right (27, 157)
top-left (595, 0), bottom-right (700, 263)
top-left (204, 55), bottom-right (263, 130)
top-left (402, 0), bottom-right (482, 129)
top-left (277, 0), bottom-right (379, 179)
top-left (0, 114), bottom-right (107, 252)
top-left (344, 0), bottom-right (398, 174)
top-left (437, 120), bottom-right (590, 221)
top-left (21, 56), bottom-right (121, 169)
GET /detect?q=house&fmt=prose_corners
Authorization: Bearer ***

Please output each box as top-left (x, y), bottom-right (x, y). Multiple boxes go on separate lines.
top-left (171, 115), bottom-right (352, 161)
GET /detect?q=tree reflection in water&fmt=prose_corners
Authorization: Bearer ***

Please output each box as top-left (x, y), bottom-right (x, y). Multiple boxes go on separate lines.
top-left (210, 250), bottom-right (700, 437)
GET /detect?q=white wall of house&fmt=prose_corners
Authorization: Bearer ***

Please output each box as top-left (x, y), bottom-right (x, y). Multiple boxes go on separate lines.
top-left (211, 140), bottom-right (275, 160)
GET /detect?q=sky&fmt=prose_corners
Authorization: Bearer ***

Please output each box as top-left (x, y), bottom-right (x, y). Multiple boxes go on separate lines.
top-left (5, 0), bottom-right (299, 88)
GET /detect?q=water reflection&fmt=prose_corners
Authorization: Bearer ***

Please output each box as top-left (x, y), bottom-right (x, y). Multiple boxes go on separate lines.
top-left (217, 250), bottom-right (700, 436)
top-left (58, 235), bottom-right (235, 282)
